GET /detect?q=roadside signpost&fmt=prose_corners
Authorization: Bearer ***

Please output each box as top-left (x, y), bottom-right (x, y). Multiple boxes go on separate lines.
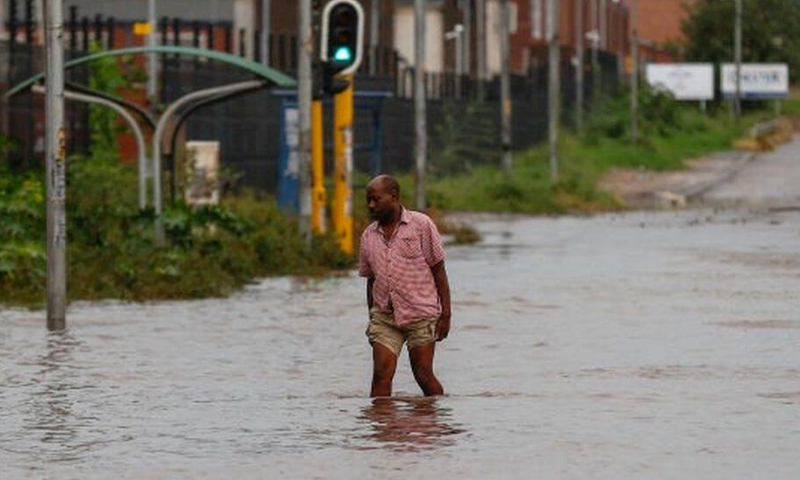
top-left (721, 63), bottom-right (789, 100)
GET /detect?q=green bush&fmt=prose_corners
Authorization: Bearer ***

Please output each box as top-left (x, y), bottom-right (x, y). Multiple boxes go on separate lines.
top-left (0, 158), bottom-right (355, 306)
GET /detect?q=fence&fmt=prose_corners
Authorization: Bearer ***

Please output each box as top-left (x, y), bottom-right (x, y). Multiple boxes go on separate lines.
top-left (2, 11), bottom-right (620, 193)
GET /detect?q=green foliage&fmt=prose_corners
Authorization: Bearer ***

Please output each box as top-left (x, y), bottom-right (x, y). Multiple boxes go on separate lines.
top-left (87, 42), bottom-right (129, 160)
top-left (681, 0), bottom-right (800, 83)
top-left (0, 158), bottom-right (354, 306)
top-left (420, 87), bottom-right (758, 214)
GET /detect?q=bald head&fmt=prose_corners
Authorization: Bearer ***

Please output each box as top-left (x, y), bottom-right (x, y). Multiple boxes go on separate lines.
top-left (366, 174), bottom-right (400, 199)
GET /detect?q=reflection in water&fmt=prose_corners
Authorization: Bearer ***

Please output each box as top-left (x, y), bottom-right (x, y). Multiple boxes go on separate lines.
top-left (26, 331), bottom-right (86, 461)
top-left (358, 397), bottom-right (465, 452)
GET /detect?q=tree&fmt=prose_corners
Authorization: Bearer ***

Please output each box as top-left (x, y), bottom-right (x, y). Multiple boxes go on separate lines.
top-left (680, 0), bottom-right (800, 82)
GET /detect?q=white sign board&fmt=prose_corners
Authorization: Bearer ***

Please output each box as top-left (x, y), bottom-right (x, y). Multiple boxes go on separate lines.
top-left (645, 63), bottom-right (714, 101)
top-left (721, 63), bottom-right (789, 99)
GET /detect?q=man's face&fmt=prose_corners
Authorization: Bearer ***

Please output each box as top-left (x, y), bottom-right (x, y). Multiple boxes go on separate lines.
top-left (366, 184), bottom-right (397, 223)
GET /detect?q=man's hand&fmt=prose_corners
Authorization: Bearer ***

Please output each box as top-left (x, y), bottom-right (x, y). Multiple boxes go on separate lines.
top-left (436, 311), bottom-right (451, 341)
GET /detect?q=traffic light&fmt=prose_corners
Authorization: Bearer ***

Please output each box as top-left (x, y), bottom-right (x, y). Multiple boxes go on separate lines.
top-left (320, 0), bottom-right (364, 76)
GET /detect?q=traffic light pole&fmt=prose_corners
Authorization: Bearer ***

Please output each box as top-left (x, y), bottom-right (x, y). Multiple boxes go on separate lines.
top-left (333, 75), bottom-right (354, 254)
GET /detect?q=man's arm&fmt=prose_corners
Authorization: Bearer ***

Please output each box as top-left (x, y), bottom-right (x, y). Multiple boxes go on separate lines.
top-left (366, 277), bottom-right (375, 311)
top-left (431, 261), bottom-right (451, 341)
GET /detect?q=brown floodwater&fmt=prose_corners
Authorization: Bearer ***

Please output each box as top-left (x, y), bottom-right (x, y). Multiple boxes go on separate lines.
top-left (2, 208), bottom-right (799, 478)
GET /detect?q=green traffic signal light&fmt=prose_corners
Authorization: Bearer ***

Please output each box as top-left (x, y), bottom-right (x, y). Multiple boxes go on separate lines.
top-left (333, 46), bottom-right (353, 63)
top-left (321, 0), bottom-right (364, 75)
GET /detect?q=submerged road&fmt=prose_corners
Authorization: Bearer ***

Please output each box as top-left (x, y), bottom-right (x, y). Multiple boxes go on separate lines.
top-left (1, 141), bottom-right (799, 478)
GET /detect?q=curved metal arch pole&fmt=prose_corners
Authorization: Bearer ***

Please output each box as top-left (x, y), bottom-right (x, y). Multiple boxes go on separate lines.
top-left (166, 84), bottom-right (269, 204)
top-left (66, 81), bottom-right (158, 132)
top-left (152, 80), bottom-right (267, 244)
top-left (32, 84), bottom-right (150, 210)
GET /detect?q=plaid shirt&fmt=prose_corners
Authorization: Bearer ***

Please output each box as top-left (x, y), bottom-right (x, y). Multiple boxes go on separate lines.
top-left (359, 208), bottom-right (446, 326)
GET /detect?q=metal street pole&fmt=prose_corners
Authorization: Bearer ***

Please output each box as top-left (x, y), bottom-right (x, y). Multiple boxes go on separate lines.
top-left (591, 0), bottom-right (600, 104)
top-left (43, 0), bottom-right (67, 330)
top-left (261, 0), bottom-right (271, 65)
top-left (475, 0), bottom-right (486, 100)
top-left (575, 0), bottom-right (584, 133)
top-left (630, 0), bottom-right (638, 144)
top-left (414, 0), bottom-right (426, 210)
top-left (734, 0), bottom-right (742, 122)
top-left (298, 0), bottom-right (313, 242)
top-left (147, 0), bottom-right (156, 106)
top-left (500, 0), bottom-right (512, 174)
top-left (461, 0), bottom-right (471, 78)
top-left (455, 25), bottom-right (463, 98)
top-left (600, 0), bottom-right (607, 50)
top-left (370, 0), bottom-right (379, 76)
top-left (547, 0), bottom-right (559, 180)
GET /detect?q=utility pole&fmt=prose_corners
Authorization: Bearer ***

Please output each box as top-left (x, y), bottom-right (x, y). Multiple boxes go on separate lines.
top-left (575, 0), bottom-right (584, 133)
top-left (600, 0), bottom-right (607, 50)
top-left (547, 0), bottom-right (559, 180)
top-left (147, 0), bottom-right (156, 106)
top-left (261, 0), bottom-right (271, 65)
top-left (43, 0), bottom-right (67, 330)
top-left (500, 0), bottom-right (512, 173)
top-left (461, 0), bottom-right (471, 79)
top-left (591, 0), bottom-right (600, 104)
top-left (630, 0), bottom-right (638, 144)
top-left (298, 0), bottom-right (313, 242)
top-left (734, 0), bottom-right (742, 122)
top-left (475, 0), bottom-right (486, 101)
top-left (369, 0), bottom-right (379, 76)
top-left (414, 0), bottom-right (426, 210)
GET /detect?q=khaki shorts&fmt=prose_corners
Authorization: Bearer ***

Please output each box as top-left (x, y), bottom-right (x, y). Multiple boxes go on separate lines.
top-left (366, 308), bottom-right (439, 357)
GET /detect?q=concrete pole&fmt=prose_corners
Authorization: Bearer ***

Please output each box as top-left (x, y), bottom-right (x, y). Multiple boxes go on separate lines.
top-left (734, 0), bottom-right (742, 122)
top-left (455, 25), bottom-right (463, 98)
top-left (575, 0), bottom-right (584, 132)
top-left (414, 0), bottom-right (426, 210)
top-left (261, 0), bottom-right (271, 65)
top-left (461, 0), bottom-right (471, 78)
top-left (370, 0), bottom-right (379, 76)
top-left (475, 0), bottom-right (486, 100)
top-left (297, 0), bottom-right (313, 242)
top-left (147, 0), bottom-right (156, 106)
top-left (43, 0), bottom-right (67, 330)
top-left (599, 0), bottom-right (607, 50)
top-left (630, 0), bottom-right (638, 144)
top-left (591, 0), bottom-right (600, 103)
top-left (547, 0), bottom-right (559, 180)
top-left (500, 0), bottom-right (512, 174)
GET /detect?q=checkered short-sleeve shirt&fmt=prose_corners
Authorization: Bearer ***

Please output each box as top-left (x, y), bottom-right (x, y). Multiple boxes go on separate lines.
top-left (359, 208), bottom-right (446, 326)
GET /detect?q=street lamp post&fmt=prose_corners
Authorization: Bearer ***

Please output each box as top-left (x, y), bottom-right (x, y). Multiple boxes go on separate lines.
top-left (445, 24), bottom-right (464, 98)
top-left (734, 0), bottom-right (742, 121)
top-left (43, 0), bottom-right (67, 330)
top-left (147, 0), bottom-right (156, 106)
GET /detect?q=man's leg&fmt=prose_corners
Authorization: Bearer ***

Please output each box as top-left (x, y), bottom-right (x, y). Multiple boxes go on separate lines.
top-left (409, 343), bottom-right (443, 396)
top-left (371, 342), bottom-right (398, 397)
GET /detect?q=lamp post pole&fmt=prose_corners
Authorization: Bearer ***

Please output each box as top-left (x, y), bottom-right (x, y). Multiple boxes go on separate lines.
top-left (414, 0), bottom-right (427, 209)
top-left (43, 0), bottom-right (67, 330)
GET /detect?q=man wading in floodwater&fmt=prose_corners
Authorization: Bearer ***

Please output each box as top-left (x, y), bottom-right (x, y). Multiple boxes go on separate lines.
top-left (359, 175), bottom-right (451, 397)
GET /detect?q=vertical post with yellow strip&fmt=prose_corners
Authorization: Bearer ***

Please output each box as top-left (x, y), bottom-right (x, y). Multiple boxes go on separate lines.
top-left (332, 75), bottom-right (354, 253)
top-left (311, 99), bottom-right (326, 233)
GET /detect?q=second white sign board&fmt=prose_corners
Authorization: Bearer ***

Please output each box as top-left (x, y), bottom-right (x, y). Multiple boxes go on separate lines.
top-left (721, 63), bottom-right (789, 99)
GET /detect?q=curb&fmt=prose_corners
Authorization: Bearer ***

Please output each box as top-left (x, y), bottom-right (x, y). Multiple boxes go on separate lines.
top-left (679, 151), bottom-right (756, 201)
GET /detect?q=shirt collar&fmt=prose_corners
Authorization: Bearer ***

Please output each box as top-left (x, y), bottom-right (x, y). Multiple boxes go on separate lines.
top-left (373, 206), bottom-right (409, 231)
